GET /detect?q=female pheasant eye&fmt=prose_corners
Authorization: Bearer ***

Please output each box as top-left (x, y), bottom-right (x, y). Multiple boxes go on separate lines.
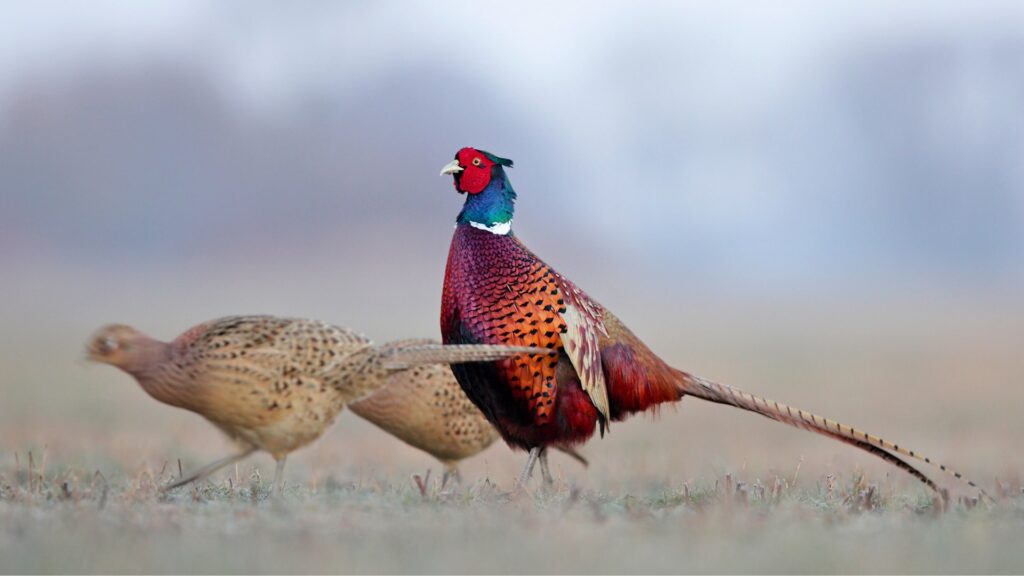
top-left (472, 157), bottom-right (482, 167)
top-left (102, 336), bottom-right (118, 351)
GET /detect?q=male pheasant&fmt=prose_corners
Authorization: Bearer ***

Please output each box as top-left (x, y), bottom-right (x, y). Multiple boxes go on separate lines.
top-left (349, 339), bottom-right (588, 485)
top-left (87, 315), bottom-right (547, 494)
top-left (439, 147), bottom-right (985, 496)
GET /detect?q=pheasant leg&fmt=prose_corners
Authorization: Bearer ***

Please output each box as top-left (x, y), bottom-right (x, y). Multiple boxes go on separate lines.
top-left (441, 466), bottom-right (462, 489)
top-left (164, 448), bottom-right (256, 492)
top-left (272, 457), bottom-right (287, 497)
top-left (538, 448), bottom-right (554, 486)
top-left (515, 447), bottom-right (541, 489)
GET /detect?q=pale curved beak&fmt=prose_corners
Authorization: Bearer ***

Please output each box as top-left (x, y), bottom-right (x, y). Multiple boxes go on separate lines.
top-left (440, 159), bottom-right (463, 176)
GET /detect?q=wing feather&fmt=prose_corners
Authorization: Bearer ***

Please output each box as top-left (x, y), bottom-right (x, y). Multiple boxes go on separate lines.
top-left (559, 301), bottom-right (610, 422)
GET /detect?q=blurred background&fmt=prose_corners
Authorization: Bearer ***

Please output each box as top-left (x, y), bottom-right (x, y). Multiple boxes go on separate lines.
top-left (1, 1), bottom-right (1022, 490)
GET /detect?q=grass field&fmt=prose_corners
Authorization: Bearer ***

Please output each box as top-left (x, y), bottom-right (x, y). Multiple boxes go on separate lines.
top-left (1, 266), bottom-right (1022, 573)
top-left (2, 461), bottom-right (1022, 573)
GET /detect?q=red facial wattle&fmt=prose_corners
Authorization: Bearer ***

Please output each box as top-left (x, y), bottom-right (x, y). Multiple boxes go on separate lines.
top-left (454, 148), bottom-right (494, 195)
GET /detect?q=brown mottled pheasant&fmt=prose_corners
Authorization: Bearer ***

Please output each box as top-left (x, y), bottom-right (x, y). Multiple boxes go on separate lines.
top-left (349, 338), bottom-right (588, 485)
top-left (86, 315), bottom-right (548, 495)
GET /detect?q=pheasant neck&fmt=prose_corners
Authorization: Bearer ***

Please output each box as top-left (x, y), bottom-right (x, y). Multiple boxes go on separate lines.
top-left (121, 339), bottom-right (191, 408)
top-left (456, 171), bottom-right (516, 235)
top-left (120, 337), bottom-right (171, 376)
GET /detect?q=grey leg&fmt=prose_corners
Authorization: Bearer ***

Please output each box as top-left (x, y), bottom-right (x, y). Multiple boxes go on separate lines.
top-left (515, 447), bottom-right (542, 489)
top-left (441, 466), bottom-right (462, 489)
top-left (163, 448), bottom-right (256, 492)
top-left (539, 448), bottom-right (554, 486)
top-left (272, 457), bottom-right (287, 497)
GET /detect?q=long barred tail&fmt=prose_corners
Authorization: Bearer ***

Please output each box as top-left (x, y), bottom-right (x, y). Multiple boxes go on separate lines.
top-left (380, 342), bottom-right (552, 370)
top-left (677, 372), bottom-right (988, 500)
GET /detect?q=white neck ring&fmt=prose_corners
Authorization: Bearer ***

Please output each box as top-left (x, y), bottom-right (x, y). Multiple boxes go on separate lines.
top-left (469, 220), bottom-right (512, 235)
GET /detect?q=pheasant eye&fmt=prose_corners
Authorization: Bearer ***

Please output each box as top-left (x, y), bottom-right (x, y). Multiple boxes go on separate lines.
top-left (472, 158), bottom-right (482, 166)
top-left (102, 336), bottom-right (118, 351)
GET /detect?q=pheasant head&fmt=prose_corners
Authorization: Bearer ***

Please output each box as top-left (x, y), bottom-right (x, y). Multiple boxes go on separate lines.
top-left (86, 324), bottom-right (167, 375)
top-left (441, 147), bottom-right (516, 234)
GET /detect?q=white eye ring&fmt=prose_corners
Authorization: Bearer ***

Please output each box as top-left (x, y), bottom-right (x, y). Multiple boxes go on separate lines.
top-left (472, 157), bottom-right (482, 166)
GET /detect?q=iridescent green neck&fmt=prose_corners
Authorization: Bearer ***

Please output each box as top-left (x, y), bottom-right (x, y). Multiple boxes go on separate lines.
top-left (456, 169), bottom-right (515, 233)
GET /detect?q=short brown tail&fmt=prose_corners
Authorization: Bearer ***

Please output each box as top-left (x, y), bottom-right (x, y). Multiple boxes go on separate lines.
top-left (381, 343), bottom-right (553, 370)
top-left (677, 371), bottom-right (988, 500)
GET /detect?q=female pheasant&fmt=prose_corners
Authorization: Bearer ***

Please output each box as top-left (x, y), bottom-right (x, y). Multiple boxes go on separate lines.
top-left (87, 315), bottom-right (546, 495)
top-left (440, 147), bottom-right (985, 496)
top-left (348, 339), bottom-right (588, 486)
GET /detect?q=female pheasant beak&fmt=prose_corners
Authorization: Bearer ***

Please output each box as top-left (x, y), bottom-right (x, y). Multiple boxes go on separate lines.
top-left (440, 159), bottom-right (463, 176)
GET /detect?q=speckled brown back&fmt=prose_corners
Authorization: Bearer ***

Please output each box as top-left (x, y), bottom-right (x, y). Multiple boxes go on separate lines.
top-left (141, 315), bottom-right (374, 458)
top-left (350, 339), bottom-right (499, 465)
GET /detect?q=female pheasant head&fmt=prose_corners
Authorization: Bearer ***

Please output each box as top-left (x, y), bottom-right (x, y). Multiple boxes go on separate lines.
top-left (87, 324), bottom-right (167, 375)
top-left (440, 147), bottom-right (516, 235)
